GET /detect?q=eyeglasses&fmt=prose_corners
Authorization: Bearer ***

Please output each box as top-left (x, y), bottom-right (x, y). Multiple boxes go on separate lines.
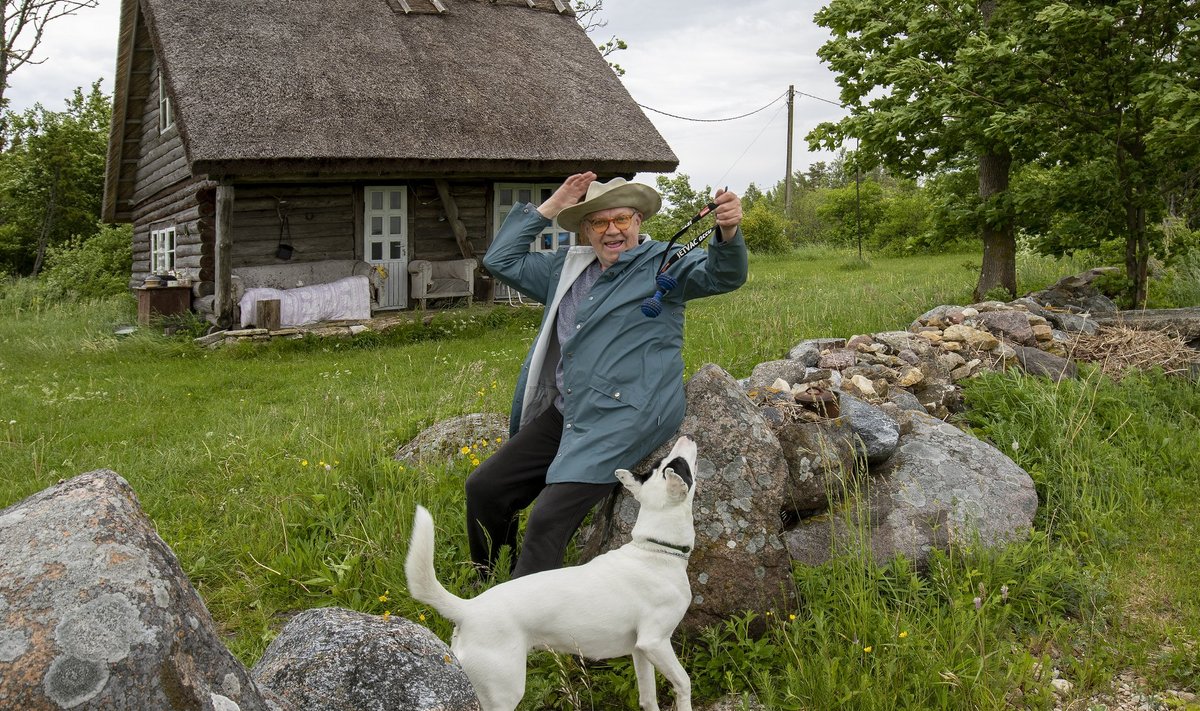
top-left (585, 212), bottom-right (637, 235)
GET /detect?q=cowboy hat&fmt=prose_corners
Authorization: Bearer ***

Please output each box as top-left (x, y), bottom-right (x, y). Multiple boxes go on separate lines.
top-left (556, 177), bottom-right (662, 234)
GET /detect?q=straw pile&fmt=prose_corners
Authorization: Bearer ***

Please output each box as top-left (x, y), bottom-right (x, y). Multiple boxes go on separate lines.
top-left (1068, 325), bottom-right (1200, 379)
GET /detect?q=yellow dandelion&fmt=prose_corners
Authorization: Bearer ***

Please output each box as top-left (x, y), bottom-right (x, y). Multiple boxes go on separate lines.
top-left (788, 614), bottom-right (797, 621)
top-left (863, 646), bottom-right (873, 653)
top-left (491, 380), bottom-right (498, 389)
top-left (419, 613), bottom-right (426, 622)
top-left (899, 631), bottom-right (909, 639)
top-left (300, 459), bottom-right (308, 467)
top-left (460, 446), bottom-right (471, 455)
top-left (765, 610), bottom-right (773, 616)
top-left (319, 460), bottom-right (326, 467)
top-left (477, 389), bottom-right (486, 397)
top-left (381, 610), bottom-right (391, 621)
top-left (378, 591), bottom-right (389, 603)
top-left (470, 458), bottom-right (480, 467)
top-left (495, 437), bottom-right (502, 443)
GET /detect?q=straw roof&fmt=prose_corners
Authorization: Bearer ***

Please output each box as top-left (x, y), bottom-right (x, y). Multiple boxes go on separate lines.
top-left (133, 0), bottom-right (676, 178)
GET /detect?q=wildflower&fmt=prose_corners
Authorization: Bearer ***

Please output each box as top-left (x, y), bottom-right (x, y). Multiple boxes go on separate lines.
top-left (378, 591), bottom-right (389, 603)
top-left (494, 437), bottom-right (502, 444)
top-left (1011, 439), bottom-right (1020, 452)
top-left (381, 610), bottom-right (391, 621)
top-left (899, 631), bottom-right (908, 639)
top-left (419, 613), bottom-right (426, 622)
top-left (765, 611), bottom-right (772, 616)
top-left (477, 389), bottom-right (486, 397)
top-left (7, 420), bottom-right (14, 425)
top-left (324, 464), bottom-right (332, 472)
top-left (1001, 584), bottom-right (1009, 602)
top-left (973, 596), bottom-right (982, 611)
top-left (788, 614), bottom-right (797, 621)
top-left (300, 459), bottom-right (309, 467)
top-left (863, 646), bottom-right (873, 653)
top-left (460, 446), bottom-right (471, 455)
top-left (470, 458), bottom-right (480, 467)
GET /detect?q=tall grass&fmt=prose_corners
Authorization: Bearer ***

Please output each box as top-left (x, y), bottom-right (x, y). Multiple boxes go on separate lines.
top-left (2, 248), bottom-right (1193, 709)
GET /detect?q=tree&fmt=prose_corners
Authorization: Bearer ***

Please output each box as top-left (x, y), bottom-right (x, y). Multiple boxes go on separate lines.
top-left (0, 80), bottom-right (108, 275)
top-left (1, 0), bottom-right (99, 146)
top-left (641, 173), bottom-right (714, 242)
top-left (808, 0), bottom-right (1048, 300)
top-left (573, 0), bottom-right (627, 75)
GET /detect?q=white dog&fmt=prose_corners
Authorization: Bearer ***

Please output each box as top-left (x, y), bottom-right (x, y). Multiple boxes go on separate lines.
top-left (405, 435), bottom-right (699, 711)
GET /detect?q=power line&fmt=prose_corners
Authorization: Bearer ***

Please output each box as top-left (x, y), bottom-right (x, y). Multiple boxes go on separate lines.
top-left (636, 86), bottom-right (843, 123)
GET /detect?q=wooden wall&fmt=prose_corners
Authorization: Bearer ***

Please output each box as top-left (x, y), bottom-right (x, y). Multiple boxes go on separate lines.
top-left (409, 180), bottom-right (491, 260)
top-left (228, 184), bottom-right (357, 267)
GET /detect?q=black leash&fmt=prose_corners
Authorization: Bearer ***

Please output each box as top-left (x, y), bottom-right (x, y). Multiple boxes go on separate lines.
top-left (640, 192), bottom-right (724, 318)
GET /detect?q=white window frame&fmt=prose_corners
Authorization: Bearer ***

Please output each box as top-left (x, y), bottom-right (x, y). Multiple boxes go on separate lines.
top-left (158, 71), bottom-right (175, 134)
top-left (150, 225), bottom-right (176, 274)
top-left (493, 183), bottom-right (577, 253)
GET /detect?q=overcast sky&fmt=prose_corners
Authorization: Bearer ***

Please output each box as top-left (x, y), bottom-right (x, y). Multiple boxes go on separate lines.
top-left (5, 0), bottom-right (848, 197)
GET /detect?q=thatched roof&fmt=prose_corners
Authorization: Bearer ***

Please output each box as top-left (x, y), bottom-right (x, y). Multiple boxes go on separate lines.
top-left (135, 0), bottom-right (676, 177)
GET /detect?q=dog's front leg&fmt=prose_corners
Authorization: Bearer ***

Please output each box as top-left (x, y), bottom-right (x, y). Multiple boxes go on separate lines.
top-left (631, 647), bottom-right (660, 711)
top-left (637, 641), bottom-right (691, 711)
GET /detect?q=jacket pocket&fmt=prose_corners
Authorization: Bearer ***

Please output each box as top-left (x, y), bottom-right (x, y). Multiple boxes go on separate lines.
top-left (587, 373), bottom-right (647, 411)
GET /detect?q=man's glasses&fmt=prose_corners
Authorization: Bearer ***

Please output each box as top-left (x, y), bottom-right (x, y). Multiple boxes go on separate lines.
top-left (585, 212), bottom-right (637, 235)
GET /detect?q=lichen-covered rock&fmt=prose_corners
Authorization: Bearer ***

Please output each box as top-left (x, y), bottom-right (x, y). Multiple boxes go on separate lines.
top-left (0, 470), bottom-right (276, 711)
top-left (251, 608), bottom-right (479, 711)
top-left (775, 416), bottom-right (859, 511)
top-left (974, 310), bottom-right (1036, 346)
top-left (577, 364), bottom-right (792, 633)
top-left (393, 413), bottom-right (509, 465)
top-left (746, 359), bottom-right (810, 390)
top-left (785, 411), bottom-right (1037, 570)
top-left (1011, 345), bottom-right (1078, 382)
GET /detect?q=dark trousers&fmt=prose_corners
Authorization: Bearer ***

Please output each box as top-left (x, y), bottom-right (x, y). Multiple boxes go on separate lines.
top-left (465, 406), bottom-right (615, 578)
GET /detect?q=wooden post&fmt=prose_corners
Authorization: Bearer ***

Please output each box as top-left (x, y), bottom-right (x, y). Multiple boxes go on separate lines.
top-left (213, 184), bottom-right (235, 328)
top-left (435, 179), bottom-right (475, 259)
top-left (785, 85), bottom-right (794, 217)
top-left (257, 299), bottom-right (281, 331)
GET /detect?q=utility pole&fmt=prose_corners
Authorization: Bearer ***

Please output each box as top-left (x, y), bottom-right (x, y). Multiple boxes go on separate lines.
top-left (785, 85), bottom-right (795, 216)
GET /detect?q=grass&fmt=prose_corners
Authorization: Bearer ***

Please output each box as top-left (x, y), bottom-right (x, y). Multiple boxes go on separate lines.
top-left (1, 247), bottom-right (1197, 709)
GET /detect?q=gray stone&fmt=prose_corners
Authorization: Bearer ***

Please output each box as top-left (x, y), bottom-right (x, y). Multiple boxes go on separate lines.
top-left (886, 389), bottom-right (928, 413)
top-left (818, 348), bottom-right (858, 370)
top-left (394, 413), bottom-right (510, 465)
top-left (775, 416), bottom-right (859, 511)
top-left (838, 393), bottom-right (901, 465)
top-left (0, 470), bottom-right (276, 711)
top-left (785, 412), bottom-right (1037, 570)
top-left (1010, 345), bottom-right (1078, 382)
top-left (788, 338), bottom-right (845, 366)
top-left (577, 364), bottom-right (793, 633)
top-left (911, 305), bottom-right (967, 330)
top-left (974, 310), bottom-right (1036, 346)
top-left (746, 359), bottom-right (810, 390)
top-left (251, 607), bottom-right (479, 711)
top-left (1046, 311), bottom-right (1100, 334)
top-left (873, 331), bottom-right (934, 358)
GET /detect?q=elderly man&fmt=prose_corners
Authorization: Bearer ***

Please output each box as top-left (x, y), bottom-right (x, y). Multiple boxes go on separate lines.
top-left (468, 172), bottom-right (747, 578)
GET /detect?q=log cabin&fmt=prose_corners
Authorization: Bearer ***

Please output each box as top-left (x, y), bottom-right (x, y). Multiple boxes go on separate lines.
top-left (102, 0), bottom-right (677, 326)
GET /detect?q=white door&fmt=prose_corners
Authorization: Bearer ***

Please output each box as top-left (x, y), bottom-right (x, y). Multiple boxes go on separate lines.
top-left (364, 186), bottom-right (408, 309)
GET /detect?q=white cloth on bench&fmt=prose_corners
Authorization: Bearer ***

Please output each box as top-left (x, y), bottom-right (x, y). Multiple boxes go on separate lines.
top-left (238, 275), bottom-right (372, 328)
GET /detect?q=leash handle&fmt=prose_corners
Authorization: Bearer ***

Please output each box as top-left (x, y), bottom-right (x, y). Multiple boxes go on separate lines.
top-left (640, 274), bottom-right (678, 318)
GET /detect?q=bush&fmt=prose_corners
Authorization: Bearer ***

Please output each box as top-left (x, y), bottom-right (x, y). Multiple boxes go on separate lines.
top-left (41, 222), bottom-right (132, 300)
top-left (740, 203), bottom-right (791, 254)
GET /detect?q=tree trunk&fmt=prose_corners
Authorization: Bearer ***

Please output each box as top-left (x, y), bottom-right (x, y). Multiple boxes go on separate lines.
top-left (1125, 202), bottom-right (1149, 308)
top-left (31, 166), bottom-right (62, 276)
top-left (973, 149), bottom-right (1016, 302)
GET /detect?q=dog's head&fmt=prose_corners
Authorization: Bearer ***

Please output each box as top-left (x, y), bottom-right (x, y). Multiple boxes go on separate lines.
top-left (614, 435), bottom-right (697, 509)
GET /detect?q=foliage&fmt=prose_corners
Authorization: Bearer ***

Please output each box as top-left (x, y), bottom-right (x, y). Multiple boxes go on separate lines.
top-left (39, 222), bottom-right (132, 300)
top-left (738, 202), bottom-right (789, 255)
top-left (642, 173), bottom-right (716, 242)
top-left (0, 81), bottom-right (110, 275)
top-left (572, 0), bottom-right (626, 75)
top-left (0, 0), bottom-right (99, 124)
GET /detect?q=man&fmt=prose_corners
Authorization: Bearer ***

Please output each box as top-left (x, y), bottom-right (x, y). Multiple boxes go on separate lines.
top-left (467, 172), bottom-right (747, 578)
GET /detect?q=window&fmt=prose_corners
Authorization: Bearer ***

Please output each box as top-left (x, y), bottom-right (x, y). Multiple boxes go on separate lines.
top-left (150, 226), bottom-right (176, 274)
top-left (158, 71), bottom-right (175, 134)
top-left (493, 183), bottom-right (576, 253)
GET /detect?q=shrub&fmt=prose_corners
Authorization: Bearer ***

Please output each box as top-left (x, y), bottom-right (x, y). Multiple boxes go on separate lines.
top-left (41, 222), bottom-right (132, 300)
top-left (740, 202), bottom-right (791, 254)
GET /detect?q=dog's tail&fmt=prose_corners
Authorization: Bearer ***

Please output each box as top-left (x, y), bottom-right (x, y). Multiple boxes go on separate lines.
top-left (405, 505), bottom-right (468, 622)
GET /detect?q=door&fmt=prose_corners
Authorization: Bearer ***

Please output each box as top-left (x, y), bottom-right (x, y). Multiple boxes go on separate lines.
top-left (364, 186), bottom-right (408, 309)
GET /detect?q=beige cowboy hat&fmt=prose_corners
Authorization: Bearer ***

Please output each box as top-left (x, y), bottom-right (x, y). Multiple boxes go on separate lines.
top-left (556, 177), bottom-right (662, 234)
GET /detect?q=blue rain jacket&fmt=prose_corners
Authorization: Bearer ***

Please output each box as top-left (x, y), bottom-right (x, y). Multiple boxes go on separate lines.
top-left (483, 203), bottom-right (748, 484)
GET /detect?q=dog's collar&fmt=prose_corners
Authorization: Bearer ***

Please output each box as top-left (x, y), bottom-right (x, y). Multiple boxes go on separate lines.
top-left (633, 538), bottom-right (692, 560)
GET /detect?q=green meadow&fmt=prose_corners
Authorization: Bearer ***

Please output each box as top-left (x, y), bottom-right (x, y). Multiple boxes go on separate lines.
top-left (2, 248), bottom-right (1197, 709)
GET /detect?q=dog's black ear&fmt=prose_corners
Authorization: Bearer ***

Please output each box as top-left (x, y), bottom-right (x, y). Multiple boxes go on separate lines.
top-left (633, 468), bottom-right (653, 484)
top-left (663, 456), bottom-right (693, 489)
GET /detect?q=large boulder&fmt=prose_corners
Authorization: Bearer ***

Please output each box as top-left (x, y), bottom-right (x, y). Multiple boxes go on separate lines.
top-left (394, 413), bottom-right (509, 464)
top-left (785, 412), bottom-right (1037, 570)
top-left (577, 364), bottom-right (793, 633)
top-left (0, 470), bottom-right (277, 711)
top-left (1011, 344), bottom-right (1078, 382)
top-left (251, 607), bottom-right (479, 711)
